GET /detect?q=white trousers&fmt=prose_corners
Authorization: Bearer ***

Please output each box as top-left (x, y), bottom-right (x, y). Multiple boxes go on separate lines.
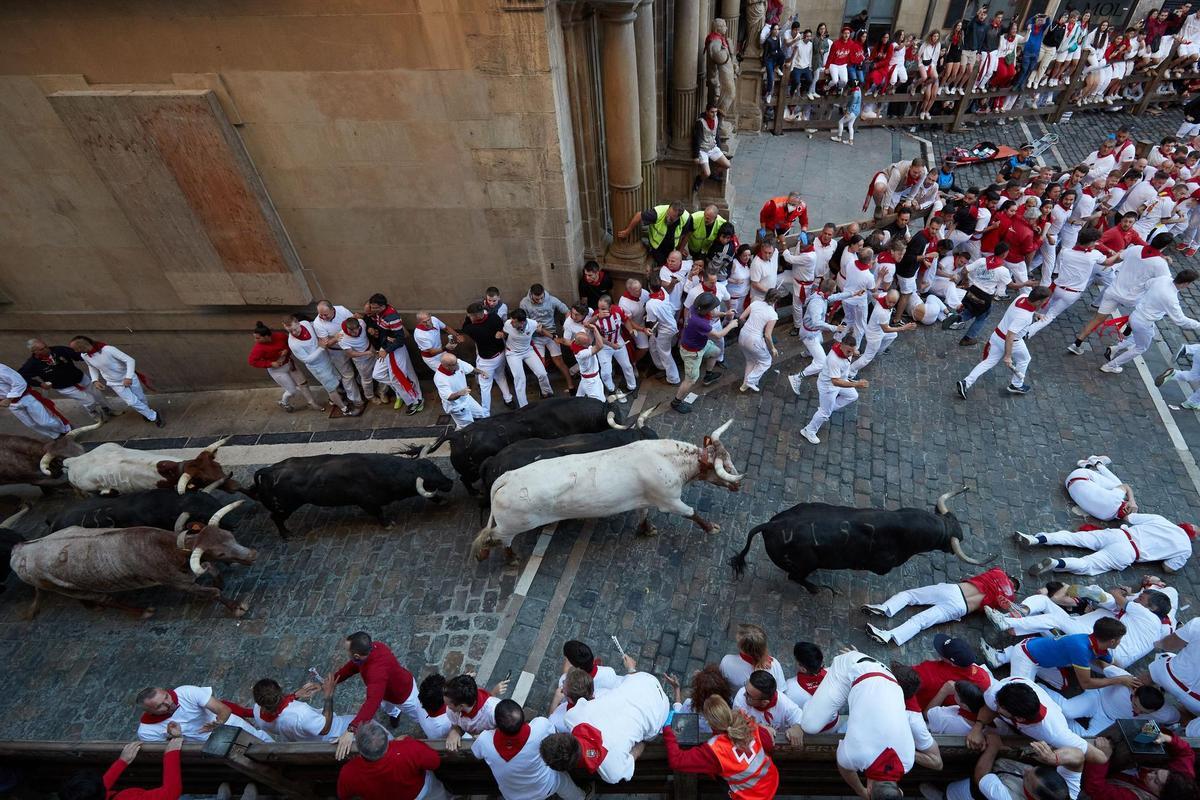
top-left (1007, 594), bottom-right (1083, 637)
top-left (828, 63), bottom-right (849, 88)
top-left (416, 772), bottom-right (451, 800)
top-left (9, 394), bottom-right (71, 438)
top-left (964, 337), bottom-right (1029, 388)
top-left (350, 354), bottom-right (376, 399)
top-left (475, 353), bottom-right (512, 415)
top-left (848, 331), bottom-right (897, 376)
top-left (651, 328), bottom-right (680, 384)
top-left (840, 299), bottom-right (868, 349)
top-left (326, 349), bottom-right (363, 404)
top-left (1058, 223), bottom-right (1082, 252)
top-left (1151, 653), bottom-right (1200, 715)
top-left (506, 349), bottom-right (551, 408)
top-left (598, 344), bottom-right (636, 391)
top-left (576, 374), bottom-right (606, 401)
top-left (108, 376), bottom-right (157, 421)
top-left (1108, 315), bottom-right (1156, 368)
top-left (1065, 464), bottom-right (1126, 520)
top-left (50, 373), bottom-right (106, 414)
top-left (802, 384), bottom-right (857, 435)
top-left (267, 364), bottom-right (317, 407)
top-left (446, 397), bottom-right (488, 430)
top-left (875, 582), bottom-right (969, 645)
top-left (1025, 286), bottom-right (1083, 338)
top-left (740, 335), bottom-right (772, 389)
top-left (1036, 239), bottom-right (1057, 286)
top-left (371, 353), bottom-right (422, 406)
top-left (1043, 686), bottom-right (1119, 737)
top-left (1173, 360), bottom-right (1200, 405)
top-left (1035, 528), bottom-right (1137, 575)
top-left (800, 333), bottom-right (827, 376)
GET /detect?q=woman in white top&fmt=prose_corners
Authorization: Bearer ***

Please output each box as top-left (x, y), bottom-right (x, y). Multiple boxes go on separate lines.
top-left (1081, 20), bottom-right (1112, 104)
top-left (916, 31), bottom-right (942, 120)
top-left (718, 623), bottom-right (789, 690)
top-left (725, 244), bottom-right (753, 318)
top-left (738, 288), bottom-right (783, 392)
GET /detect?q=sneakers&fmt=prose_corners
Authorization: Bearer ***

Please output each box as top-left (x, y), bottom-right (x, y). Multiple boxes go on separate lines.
top-left (860, 603), bottom-right (888, 617)
top-left (830, 135), bottom-right (843, 143)
top-left (739, 383), bottom-right (760, 393)
top-left (1175, 344), bottom-right (1189, 365)
top-left (1029, 557), bottom-right (1060, 577)
top-left (277, 400), bottom-right (294, 413)
top-left (1188, 248), bottom-right (1198, 257)
top-left (1070, 584), bottom-right (1111, 604)
top-left (702, 370), bottom-right (721, 386)
top-left (503, 397), bottom-right (517, 409)
top-left (941, 312), bottom-right (962, 330)
top-left (980, 640), bottom-right (1005, 669)
top-left (406, 399), bottom-right (424, 415)
top-left (1013, 531), bottom-right (1042, 546)
top-left (788, 373), bottom-right (804, 396)
top-left (1183, 400), bottom-right (1200, 410)
top-left (800, 428), bottom-right (820, 444)
top-left (984, 605), bottom-right (1013, 632)
top-left (865, 623), bottom-right (892, 645)
top-left (1066, 342), bottom-right (1086, 355)
top-left (671, 398), bottom-right (692, 414)
top-left (1091, 455), bottom-right (1112, 466)
top-left (956, 379), bottom-right (968, 399)
top-left (393, 397), bottom-right (404, 410)
top-left (1006, 383), bottom-right (1031, 395)
top-left (958, 337), bottom-right (977, 346)
top-left (1100, 363), bottom-right (1123, 374)
top-left (1156, 367), bottom-right (1176, 387)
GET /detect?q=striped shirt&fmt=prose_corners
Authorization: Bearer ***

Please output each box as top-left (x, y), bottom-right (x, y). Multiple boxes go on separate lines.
top-left (592, 307), bottom-right (629, 346)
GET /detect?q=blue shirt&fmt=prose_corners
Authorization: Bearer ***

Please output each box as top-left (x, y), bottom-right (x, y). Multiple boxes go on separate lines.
top-left (846, 88), bottom-right (862, 116)
top-left (1024, 18), bottom-right (1048, 54)
top-left (1024, 633), bottom-right (1111, 669)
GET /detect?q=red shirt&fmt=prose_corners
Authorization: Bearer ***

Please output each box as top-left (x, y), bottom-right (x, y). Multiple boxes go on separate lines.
top-left (1083, 733), bottom-right (1194, 800)
top-left (334, 642), bottom-right (416, 730)
top-left (104, 749), bottom-right (181, 800)
top-left (912, 660), bottom-right (992, 708)
top-left (1098, 225), bottom-right (1147, 256)
top-left (759, 197), bottom-right (809, 232)
top-left (964, 567), bottom-right (1017, 610)
top-left (1003, 217), bottom-right (1038, 264)
top-left (337, 738), bottom-right (440, 800)
top-left (826, 38), bottom-right (864, 66)
top-left (247, 331), bottom-right (291, 369)
top-left (980, 212), bottom-right (1014, 254)
top-left (662, 723), bottom-right (777, 772)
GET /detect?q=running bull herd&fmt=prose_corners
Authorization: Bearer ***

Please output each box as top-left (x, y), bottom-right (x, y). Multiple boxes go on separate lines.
top-left (0, 397), bottom-right (991, 619)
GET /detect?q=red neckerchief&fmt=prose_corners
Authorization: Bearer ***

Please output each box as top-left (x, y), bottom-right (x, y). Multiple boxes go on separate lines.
top-left (1073, 245), bottom-right (1090, 252)
top-left (573, 723), bottom-right (609, 773)
top-left (140, 690), bottom-right (179, 724)
top-left (84, 341), bottom-right (108, 356)
top-left (702, 114), bottom-right (718, 132)
top-left (494, 723), bottom-right (532, 762)
top-left (437, 365), bottom-right (456, 376)
top-left (584, 271), bottom-right (606, 286)
top-left (649, 289), bottom-right (666, 300)
top-left (959, 707), bottom-right (979, 723)
top-left (1143, 245), bottom-right (1163, 259)
top-left (738, 653), bottom-right (759, 667)
top-left (258, 695), bottom-right (296, 723)
top-left (623, 290), bottom-right (642, 302)
top-left (35, 352), bottom-right (54, 365)
top-left (460, 688), bottom-right (491, 719)
top-left (291, 325), bottom-right (312, 342)
top-left (1015, 297), bottom-right (1038, 312)
top-left (1088, 634), bottom-right (1111, 660)
top-left (758, 692), bottom-right (779, 724)
top-left (1012, 704), bottom-right (1049, 724)
top-left (701, 281), bottom-right (717, 293)
top-left (855, 260), bottom-right (871, 271)
top-left (831, 342), bottom-right (849, 359)
top-left (986, 256), bottom-right (1005, 270)
top-left (587, 659), bottom-right (602, 678)
top-left (1058, 199), bottom-right (1072, 210)
top-left (1083, 185), bottom-right (1102, 197)
top-left (795, 669), bottom-right (826, 695)
top-left (416, 323), bottom-right (436, 331)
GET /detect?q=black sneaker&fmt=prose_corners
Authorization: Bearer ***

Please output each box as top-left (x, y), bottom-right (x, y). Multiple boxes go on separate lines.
top-left (154, 413), bottom-right (165, 428)
top-left (406, 399), bottom-right (424, 415)
top-left (1104, 346), bottom-right (1113, 362)
top-left (958, 337), bottom-right (977, 347)
top-left (671, 398), bottom-right (692, 414)
top-left (702, 371), bottom-right (721, 386)
top-left (1006, 383), bottom-right (1031, 395)
top-left (787, 328), bottom-right (800, 337)
top-left (956, 379), bottom-right (968, 399)
top-left (503, 398), bottom-right (516, 410)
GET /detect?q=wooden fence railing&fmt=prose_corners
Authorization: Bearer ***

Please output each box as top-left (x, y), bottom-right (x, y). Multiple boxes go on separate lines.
top-left (769, 57), bottom-right (1190, 135)
top-left (0, 732), bottom-right (1191, 798)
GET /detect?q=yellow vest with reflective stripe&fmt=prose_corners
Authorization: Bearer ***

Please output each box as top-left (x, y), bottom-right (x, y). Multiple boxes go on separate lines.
top-left (688, 211), bottom-right (727, 254)
top-left (649, 205), bottom-right (690, 250)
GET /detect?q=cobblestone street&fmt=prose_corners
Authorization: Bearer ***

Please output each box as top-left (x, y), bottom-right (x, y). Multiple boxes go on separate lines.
top-left (3, 109), bottom-right (1200, 755)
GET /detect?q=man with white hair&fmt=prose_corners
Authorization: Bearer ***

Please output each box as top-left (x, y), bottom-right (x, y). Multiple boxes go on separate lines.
top-left (19, 338), bottom-right (111, 420)
top-left (0, 362), bottom-right (72, 438)
top-left (337, 720), bottom-right (448, 800)
top-left (433, 353), bottom-right (486, 430)
top-left (568, 325), bottom-right (608, 401)
top-left (311, 300), bottom-right (364, 409)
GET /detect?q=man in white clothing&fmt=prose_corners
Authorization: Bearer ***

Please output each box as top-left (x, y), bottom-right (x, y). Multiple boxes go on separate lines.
top-left (444, 673), bottom-right (501, 751)
top-left (251, 675), bottom-right (353, 742)
top-left (1024, 229), bottom-right (1120, 339)
top-left (433, 353), bottom-right (486, 430)
top-left (541, 670), bottom-right (669, 785)
top-left (0, 363), bottom-right (72, 438)
top-left (135, 685), bottom-right (270, 742)
top-left (336, 317), bottom-right (378, 404)
top-left (1102, 269), bottom-right (1200, 373)
top-left (839, 247), bottom-right (878, 349)
top-left (1019, 513), bottom-right (1197, 576)
top-left (501, 308), bottom-right (554, 407)
top-left (413, 311), bottom-right (459, 375)
top-left (473, 700), bottom-right (585, 800)
top-left (847, 290), bottom-right (916, 379)
top-left (282, 317), bottom-right (354, 416)
top-left (1149, 617), bottom-right (1200, 714)
top-left (592, 296), bottom-right (638, 393)
top-left (957, 288), bottom-right (1051, 398)
top-left (311, 300), bottom-right (364, 407)
top-left (733, 670), bottom-right (805, 744)
top-left (70, 336), bottom-right (162, 426)
top-left (800, 341), bottom-right (868, 445)
top-left (1062, 456), bottom-right (1137, 520)
top-left (1046, 668), bottom-right (1178, 737)
top-left (568, 326), bottom-right (607, 401)
top-left (788, 280), bottom-right (854, 392)
top-left (644, 276), bottom-right (680, 386)
top-left (1071, 235), bottom-right (1174, 353)
top-left (968, 676), bottom-right (1094, 776)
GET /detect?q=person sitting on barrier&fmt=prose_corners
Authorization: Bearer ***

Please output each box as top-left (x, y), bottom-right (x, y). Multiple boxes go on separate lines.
top-left (924, 732), bottom-right (1079, 800)
top-left (444, 673), bottom-right (502, 752)
top-left (336, 720), bottom-right (448, 800)
top-left (663, 695), bottom-right (781, 800)
top-left (61, 728), bottom-right (184, 800)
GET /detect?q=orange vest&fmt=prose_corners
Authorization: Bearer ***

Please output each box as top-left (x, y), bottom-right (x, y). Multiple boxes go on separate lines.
top-left (705, 728), bottom-right (780, 800)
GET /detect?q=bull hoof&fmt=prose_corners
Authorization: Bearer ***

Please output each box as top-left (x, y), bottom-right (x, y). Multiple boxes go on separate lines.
top-left (475, 549), bottom-right (491, 562)
top-left (505, 554), bottom-right (522, 568)
top-left (141, 607), bottom-right (156, 619)
top-left (638, 522), bottom-right (658, 537)
top-left (233, 602), bottom-right (249, 618)
top-left (704, 523), bottom-right (721, 534)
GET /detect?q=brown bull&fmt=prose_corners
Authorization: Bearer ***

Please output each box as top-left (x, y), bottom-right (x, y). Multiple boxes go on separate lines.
top-left (9, 501), bottom-right (255, 618)
top-left (0, 421), bottom-right (104, 488)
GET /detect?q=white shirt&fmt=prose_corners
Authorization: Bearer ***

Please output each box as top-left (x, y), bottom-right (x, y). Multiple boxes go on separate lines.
top-left (811, 237), bottom-right (838, 279)
top-left (1170, 618), bottom-right (1200, 688)
top-left (563, 672), bottom-right (669, 784)
top-left (1134, 196), bottom-right (1179, 238)
top-left (413, 317), bottom-right (447, 355)
top-left (802, 291), bottom-right (850, 334)
top-left (81, 344), bottom-right (139, 383)
top-left (1111, 244), bottom-right (1171, 301)
top-left (1055, 247), bottom-right (1106, 291)
top-left (1118, 179), bottom-right (1160, 214)
top-left (251, 699), bottom-right (352, 742)
top-left (618, 291), bottom-right (649, 331)
top-left (659, 265), bottom-right (687, 310)
top-left (992, 297), bottom-right (1039, 341)
top-left (816, 345), bottom-right (853, 391)
top-left (836, 666), bottom-right (925, 777)
top-left (1085, 666), bottom-right (1181, 727)
top-left (926, 705), bottom-right (975, 735)
top-left (562, 313), bottom-right (590, 342)
top-left (556, 664), bottom-right (623, 694)
top-left (683, 282), bottom-right (730, 311)
top-left (287, 322), bottom-right (330, 367)
top-left (0, 364), bottom-right (27, 400)
top-left (503, 318), bottom-right (539, 356)
top-left (863, 297), bottom-right (893, 340)
top-left (433, 361), bottom-right (476, 411)
top-left (983, 677), bottom-right (1087, 755)
top-left (749, 253), bottom-right (779, 301)
top-left (1125, 512), bottom-right (1194, 569)
top-left (311, 305), bottom-right (356, 348)
top-left (340, 326), bottom-right (372, 355)
top-left (447, 694), bottom-right (500, 736)
top-left (965, 258), bottom-right (1012, 298)
top-left (137, 685), bottom-right (271, 743)
top-left (471, 717), bottom-right (563, 800)
top-left (719, 654), bottom-right (787, 690)
top-left (1085, 151), bottom-right (1118, 183)
top-left (1110, 599), bottom-right (1174, 668)
top-left (842, 261), bottom-right (876, 304)
top-left (972, 207), bottom-right (993, 240)
top-left (783, 245), bottom-right (817, 283)
top-left (790, 39), bottom-right (813, 69)
top-left (644, 295), bottom-right (677, 335)
top-left (733, 686), bottom-right (803, 730)
top-left (726, 259), bottom-right (751, 298)
top-left (741, 300), bottom-right (776, 340)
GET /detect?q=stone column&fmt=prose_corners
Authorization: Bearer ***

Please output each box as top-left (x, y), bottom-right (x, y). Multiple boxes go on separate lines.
top-left (669, 0), bottom-right (699, 152)
top-left (634, 0), bottom-right (656, 212)
top-left (720, 0), bottom-right (739, 59)
top-left (599, 1), bottom-right (645, 263)
top-left (696, 0), bottom-right (711, 100)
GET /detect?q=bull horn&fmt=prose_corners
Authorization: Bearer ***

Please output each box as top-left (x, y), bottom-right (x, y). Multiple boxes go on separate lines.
top-left (712, 458), bottom-right (739, 484)
top-left (950, 536), bottom-right (994, 566)
top-left (176, 472), bottom-right (193, 495)
top-left (189, 547), bottom-right (206, 576)
top-left (709, 419), bottom-right (733, 443)
top-left (606, 411), bottom-right (631, 430)
top-left (636, 403), bottom-right (661, 428)
top-left (202, 476), bottom-right (227, 495)
top-left (207, 500), bottom-right (245, 529)
top-left (65, 421), bottom-right (104, 439)
top-left (416, 477), bottom-right (436, 499)
top-left (39, 453), bottom-right (55, 477)
top-left (721, 457), bottom-right (743, 480)
top-left (203, 437), bottom-right (229, 454)
top-left (173, 512), bottom-right (191, 533)
top-left (417, 443), bottom-right (432, 459)
top-left (936, 485), bottom-right (971, 515)
top-left (0, 505), bottom-right (29, 529)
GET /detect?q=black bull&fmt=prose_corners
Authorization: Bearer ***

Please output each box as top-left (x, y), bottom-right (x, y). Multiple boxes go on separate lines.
top-left (48, 488), bottom-right (250, 533)
top-left (729, 488), bottom-right (992, 593)
top-left (405, 397), bottom-right (638, 492)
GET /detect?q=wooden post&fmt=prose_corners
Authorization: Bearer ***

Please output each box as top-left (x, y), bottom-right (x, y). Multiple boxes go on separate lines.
top-left (950, 88), bottom-right (971, 132)
top-left (222, 733), bottom-right (319, 800)
top-left (672, 772), bottom-right (700, 799)
top-left (1134, 61), bottom-right (1171, 117)
top-left (772, 78), bottom-right (787, 135)
top-left (1049, 57), bottom-right (1087, 123)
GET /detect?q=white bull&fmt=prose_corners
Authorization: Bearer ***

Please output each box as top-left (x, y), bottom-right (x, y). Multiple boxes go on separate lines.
top-left (47, 438), bottom-right (229, 495)
top-left (472, 420), bottom-right (744, 562)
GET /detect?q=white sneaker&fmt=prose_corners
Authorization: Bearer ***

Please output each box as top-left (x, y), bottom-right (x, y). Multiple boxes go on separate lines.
top-left (980, 640), bottom-right (1004, 669)
top-left (800, 428), bottom-right (820, 444)
top-left (739, 383), bottom-right (760, 393)
top-left (984, 605), bottom-right (1013, 632)
top-left (1100, 363), bottom-right (1124, 374)
top-left (788, 373), bottom-right (804, 395)
top-left (860, 603), bottom-right (889, 617)
top-left (1013, 531), bottom-right (1040, 547)
top-left (865, 623), bottom-right (892, 645)
top-left (1093, 455), bottom-right (1112, 465)
top-left (830, 135), bottom-right (842, 142)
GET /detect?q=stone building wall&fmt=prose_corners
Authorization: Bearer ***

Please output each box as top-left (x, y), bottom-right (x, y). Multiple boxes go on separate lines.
top-left (0, 0), bottom-right (580, 389)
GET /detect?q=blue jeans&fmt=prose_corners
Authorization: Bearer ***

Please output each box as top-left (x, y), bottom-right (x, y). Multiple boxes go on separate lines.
top-left (958, 302), bottom-right (993, 339)
top-left (1014, 50), bottom-right (1038, 89)
top-left (849, 64), bottom-right (865, 83)
top-left (764, 56), bottom-right (781, 96)
top-left (789, 67), bottom-right (813, 95)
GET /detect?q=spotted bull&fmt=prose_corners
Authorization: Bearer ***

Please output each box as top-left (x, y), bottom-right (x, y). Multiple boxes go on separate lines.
top-left (729, 487), bottom-right (992, 593)
top-left (48, 438), bottom-right (233, 496)
top-left (10, 500), bottom-right (253, 618)
top-left (0, 421), bottom-right (103, 488)
top-left (473, 421), bottom-right (744, 563)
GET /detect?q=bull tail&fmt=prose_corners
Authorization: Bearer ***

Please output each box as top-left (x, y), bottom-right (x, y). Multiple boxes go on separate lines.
top-left (400, 427), bottom-right (451, 459)
top-left (472, 509), bottom-right (498, 558)
top-left (729, 524), bottom-right (767, 580)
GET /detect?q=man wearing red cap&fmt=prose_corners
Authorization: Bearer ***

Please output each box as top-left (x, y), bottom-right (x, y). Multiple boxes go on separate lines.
top-left (799, 651), bottom-right (942, 799)
top-left (1019, 513), bottom-right (1197, 576)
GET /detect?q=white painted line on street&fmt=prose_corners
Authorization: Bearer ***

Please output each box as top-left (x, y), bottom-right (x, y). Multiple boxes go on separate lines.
top-left (1133, 353), bottom-right (1200, 500)
top-left (143, 438), bottom-right (445, 466)
top-left (512, 671), bottom-right (537, 706)
top-left (514, 526), bottom-right (556, 597)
